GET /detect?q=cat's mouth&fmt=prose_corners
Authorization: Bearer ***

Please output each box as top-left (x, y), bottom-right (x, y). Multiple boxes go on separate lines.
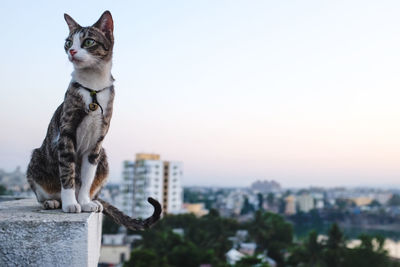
top-left (69, 56), bottom-right (83, 63)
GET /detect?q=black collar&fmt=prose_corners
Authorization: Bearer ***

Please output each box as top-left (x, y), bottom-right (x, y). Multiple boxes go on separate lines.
top-left (72, 82), bottom-right (111, 114)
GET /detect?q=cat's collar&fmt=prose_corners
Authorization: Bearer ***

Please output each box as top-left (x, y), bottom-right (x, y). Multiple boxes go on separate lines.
top-left (72, 81), bottom-right (112, 114)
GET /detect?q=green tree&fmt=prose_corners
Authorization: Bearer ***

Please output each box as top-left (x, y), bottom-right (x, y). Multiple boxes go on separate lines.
top-left (335, 198), bottom-right (354, 211)
top-left (102, 215), bottom-right (120, 234)
top-left (138, 212), bottom-right (238, 266)
top-left (0, 184), bottom-right (9, 195)
top-left (368, 200), bottom-right (381, 208)
top-left (235, 255), bottom-right (271, 267)
top-left (250, 211), bottom-right (293, 267)
top-left (287, 230), bottom-right (324, 267)
top-left (124, 249), bottom-right (167, 267)
top-left (342, 234), bottom-right (389, 267)
top-left (241, 196), bottom-right (255, 215)
top-left (323, 223), bottom-right (345, 267)
top-left (257, 193), bottom-right (264, 210)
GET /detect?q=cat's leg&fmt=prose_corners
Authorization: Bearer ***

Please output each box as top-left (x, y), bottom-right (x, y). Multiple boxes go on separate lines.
top-left (43, 200), bottom-right (61, 209)
top-left (78, 151), bottom-right (103, 212)
top-left (27, 148), bottom-right (62, 210)
top-left (58, 136), bottom-right (81, 213)
top-left (90, 149), bottom-right (109, 200)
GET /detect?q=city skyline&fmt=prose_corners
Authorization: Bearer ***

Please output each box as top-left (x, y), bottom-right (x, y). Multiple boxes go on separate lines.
top-left (1, 1), bottom-right (400, 188)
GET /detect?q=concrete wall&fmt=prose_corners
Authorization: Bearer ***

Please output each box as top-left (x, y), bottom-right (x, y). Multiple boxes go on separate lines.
top-left (0, 198), bottom-right (102, 267)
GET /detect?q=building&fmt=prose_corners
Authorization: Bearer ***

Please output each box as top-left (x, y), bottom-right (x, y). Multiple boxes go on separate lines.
top-left (99, 234), bottom-right (131, 266)
top-left (226, 248), bottom-right (245, 265)
top-left (250, 179), bottom-right (281, 193)
top-left (297, 194), bottom-right (314, 213)
top-left (352, 197), bottom-right (373, 207)
top-left (122, 153), bottom-right (183, 218)
top-left (183, 203), bottom-right (209, 217)
top-left (121, 161), bottom-right (135, 217)
top-left (285, 195), bottom-right (296, 215)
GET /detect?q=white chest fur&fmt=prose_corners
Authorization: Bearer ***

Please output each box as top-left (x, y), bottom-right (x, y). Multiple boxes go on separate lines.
top-left (76, 87), bottom-right (111, 154)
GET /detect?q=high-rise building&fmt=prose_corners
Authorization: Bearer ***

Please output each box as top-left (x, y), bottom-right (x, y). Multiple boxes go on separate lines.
top-left (122, 153), bottom-right (183, 218)
top-left (121, 161), bottom-right (135, 217)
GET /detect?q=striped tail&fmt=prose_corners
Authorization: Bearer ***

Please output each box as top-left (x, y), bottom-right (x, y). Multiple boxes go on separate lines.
top-left (98, 197), bottom-right (162, 230)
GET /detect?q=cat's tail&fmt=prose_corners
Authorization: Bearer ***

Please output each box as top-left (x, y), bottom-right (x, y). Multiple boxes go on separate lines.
top-left (97, 197), bottom-right (162, 230)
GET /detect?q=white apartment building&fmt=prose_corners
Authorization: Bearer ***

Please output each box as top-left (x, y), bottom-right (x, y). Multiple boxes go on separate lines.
top-left (122, 161), bottom-right (135, 217)
top-left (122, 153), bottom-right (183, 218)
top-left (297, 194), bottom-right (315, 213)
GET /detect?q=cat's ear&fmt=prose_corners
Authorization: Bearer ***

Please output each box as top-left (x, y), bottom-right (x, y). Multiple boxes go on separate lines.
top-left (92, 11), bottom-right (113, 35)
top-left (64, 13), bottom-right (81, 32)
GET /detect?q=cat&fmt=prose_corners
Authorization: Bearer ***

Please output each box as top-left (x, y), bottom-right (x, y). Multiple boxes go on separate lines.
top-left (26, 11), bottom-right (161, 230)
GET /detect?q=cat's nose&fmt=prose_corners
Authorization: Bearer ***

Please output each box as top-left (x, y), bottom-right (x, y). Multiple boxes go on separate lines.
top-left (69, 49), bottom-right (77, 56)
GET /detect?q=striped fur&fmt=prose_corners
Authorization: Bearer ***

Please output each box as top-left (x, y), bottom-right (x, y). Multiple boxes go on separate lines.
top-left (27, 11), bottom-right (161, 229)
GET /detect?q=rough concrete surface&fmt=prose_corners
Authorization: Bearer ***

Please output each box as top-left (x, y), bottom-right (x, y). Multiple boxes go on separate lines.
top-left (0, 198), bottom-right (102, 267)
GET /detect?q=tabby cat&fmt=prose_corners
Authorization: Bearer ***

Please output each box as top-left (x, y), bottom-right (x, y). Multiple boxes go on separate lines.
top-left (26, 11), bottom-right (161, 230)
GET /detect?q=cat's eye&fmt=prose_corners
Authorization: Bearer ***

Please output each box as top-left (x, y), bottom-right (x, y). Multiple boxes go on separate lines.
top-left (83, 39), bottom-right (96, 48)
top-left (65, 40), bottom-right (72, 49)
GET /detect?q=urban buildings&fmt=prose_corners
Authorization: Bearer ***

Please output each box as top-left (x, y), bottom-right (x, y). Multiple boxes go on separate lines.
top-left (284, 195), bottom-right (296, 215)
top-left (122, 153), bottom-right (183, 218)
top-left (297, 193), bottom-right (315, 213)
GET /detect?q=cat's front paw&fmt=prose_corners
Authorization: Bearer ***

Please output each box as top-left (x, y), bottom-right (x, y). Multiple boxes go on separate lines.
top-left (43, 199), bottom-right (61, 209)
top-left (62, 203), bottom-right (81, 213)
top-left (81, 200), bottom-right (103, 213)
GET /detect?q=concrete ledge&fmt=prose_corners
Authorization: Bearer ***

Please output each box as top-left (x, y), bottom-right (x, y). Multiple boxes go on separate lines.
top-left (0, 198), bottom-right (103, 267)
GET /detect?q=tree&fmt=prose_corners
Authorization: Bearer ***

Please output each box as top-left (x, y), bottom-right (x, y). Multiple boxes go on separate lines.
top-left (323, 223), bottom-right (345, 267)
top-left (124, 249), bottom-right (167, 267)
top-left (102, 215), bottom-right (120, 234)
top-left (368, 200), bottom-right (381, 208)
top-left (0, 184), bottom-right (9, 195)
top-left (335, 198), bottom-right (354, 211)
top-left (342, 234), bottom-right (390, 267)
top-left (241, 196), bottom-right (255, 215)
top-left (287, 230), bottom-right (324, 267)
top-left (257, 193), bottom-right (264, 210)
top-left (235, 255), bottom-right (271, 267)
top-left (250, 211), bottom-right (293, 267)
top-left (137, 212), bottom-right (238, 266)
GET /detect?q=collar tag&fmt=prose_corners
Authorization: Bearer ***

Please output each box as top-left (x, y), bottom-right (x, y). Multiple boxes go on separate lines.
top-left (89, 103), bottom-right (99, 111)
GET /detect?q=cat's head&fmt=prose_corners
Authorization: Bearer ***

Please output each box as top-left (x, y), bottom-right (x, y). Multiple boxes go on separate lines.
top-left (64, 11), bottom-right (114, 70)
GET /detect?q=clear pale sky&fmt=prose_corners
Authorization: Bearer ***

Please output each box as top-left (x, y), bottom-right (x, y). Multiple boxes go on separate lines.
top-left (1, 1), bottom-right (400, 187)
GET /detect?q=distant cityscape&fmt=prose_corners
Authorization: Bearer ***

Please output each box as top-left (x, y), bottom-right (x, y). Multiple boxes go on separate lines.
top-left (2, 155), bottom-right (400, 266)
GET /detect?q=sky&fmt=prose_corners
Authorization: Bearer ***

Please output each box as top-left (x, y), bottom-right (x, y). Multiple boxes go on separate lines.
top-left (1, 1), bottom-right (400, 187)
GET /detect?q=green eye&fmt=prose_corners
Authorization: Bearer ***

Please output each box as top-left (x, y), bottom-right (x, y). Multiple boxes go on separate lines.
top-left (83, 39), bottom-right (95, 48)
top-left (65, 40), bottom-right (72, 49)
